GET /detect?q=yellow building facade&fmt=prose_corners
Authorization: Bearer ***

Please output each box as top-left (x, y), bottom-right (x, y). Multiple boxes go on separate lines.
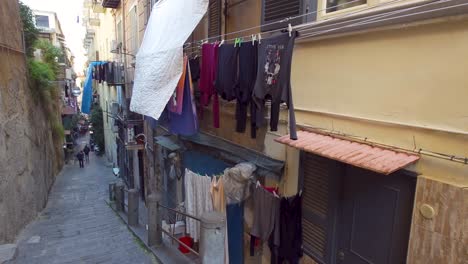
top-left (194, 0), bottom-right (467, 263)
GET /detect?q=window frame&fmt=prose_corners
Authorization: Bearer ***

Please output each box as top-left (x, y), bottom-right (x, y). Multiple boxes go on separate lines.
top-left (317, 0), bottom-right (379, 20)
top-left (35, 15), bottom-right (50, 28)
top-left (261, 0), bottom-right (317, 32)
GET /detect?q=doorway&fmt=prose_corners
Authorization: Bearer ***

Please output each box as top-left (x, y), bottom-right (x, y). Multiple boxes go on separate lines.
top-left (337, 166), bottom-right (416, 264)
top-left (301, 153), bottom-right (416, 264)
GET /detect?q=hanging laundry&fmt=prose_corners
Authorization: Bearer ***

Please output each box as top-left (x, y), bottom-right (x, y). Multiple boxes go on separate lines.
top-left (168, 61), bottom-right (199, 136)
top-left (215, 45), bottom-right (239, 101)
top-left (235, 42), bottom-right (258, 138)
top-left (226, 202), bottom-right (244, 264)
top-left (199, 43), bottom-right (220, 128)
top-left (189, 56), bottom-right (201, 82)
top-left (250, 184), bottom-right (279, 257)
top-left (105, 62), bottom-right (114, 83)
top-left (210, 176), bottom-right (226, 213)
top-left (210, 176), bottom-right (229, 264)
top-left (250, 185), bottom-right (280, 246)
top-left (253, 32), bottom-right (298, 140)
top-left (272, 193), bottom-right (303, 264)
top-left (169, 57), bottom-right (187, 114)
top-left (223, 162), bottom-right (256, 204)
top-left (184, 169), bottom-right (213, 243)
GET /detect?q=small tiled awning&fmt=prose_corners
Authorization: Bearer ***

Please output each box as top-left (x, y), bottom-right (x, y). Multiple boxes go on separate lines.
top-left (275, 130), bottom-right (420, 175)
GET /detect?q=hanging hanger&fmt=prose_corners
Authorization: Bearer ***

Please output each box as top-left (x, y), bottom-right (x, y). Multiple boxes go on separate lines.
top-left (288, 23), bottom-right (293, 37)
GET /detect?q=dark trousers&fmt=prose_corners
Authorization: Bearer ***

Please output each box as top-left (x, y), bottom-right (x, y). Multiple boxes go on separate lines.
top-left (226, 202), bottom-right (244, 264)
top-left (79, 159), bottom-right (84, 168)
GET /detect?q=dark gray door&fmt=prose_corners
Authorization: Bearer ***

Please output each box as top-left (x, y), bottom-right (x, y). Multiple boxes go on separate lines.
top-left (337, 166), bottom-right (415, 264)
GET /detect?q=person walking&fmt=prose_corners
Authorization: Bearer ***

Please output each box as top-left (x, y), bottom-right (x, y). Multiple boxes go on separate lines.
top-left (83, 145), bottom-right (90, 163)
top-left (76, 151), bottom-right (85, 168)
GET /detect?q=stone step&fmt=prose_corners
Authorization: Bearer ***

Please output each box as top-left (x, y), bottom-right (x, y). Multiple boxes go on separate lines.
top-left (0, 244), bottom-right (17, 264)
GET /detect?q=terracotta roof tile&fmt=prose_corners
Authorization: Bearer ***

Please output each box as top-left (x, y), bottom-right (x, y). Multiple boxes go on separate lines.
top-left (275, 130), bottom-right (419, 175)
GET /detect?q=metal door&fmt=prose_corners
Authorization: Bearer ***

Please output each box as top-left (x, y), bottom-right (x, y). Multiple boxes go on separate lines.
top-left (337, 166), bottom-right (415, 264)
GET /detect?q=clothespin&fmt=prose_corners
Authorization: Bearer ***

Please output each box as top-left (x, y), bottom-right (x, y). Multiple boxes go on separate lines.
top-left (234, 38), bottom-right (240, 47)
top-left (219, 39), bottom-right (225, 47)
top-left (299, 189), bottom-right (302, 196)
top-left (256, 180), bottom-right (261, 188)
top-left (257, 33), bottom-right (262, 44)
top-left (288, 23), bottom-right (292, 37)
top-left (273, 191), bottom-right (280, 199)
top-left (251, 34), bottom-right (256, 46)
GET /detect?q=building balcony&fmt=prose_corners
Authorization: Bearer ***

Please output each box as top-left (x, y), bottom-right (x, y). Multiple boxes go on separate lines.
top-left (92, 0), bottom-right (105, 13)
top-left (89, 17), bottom-right (100, 26)
top-left (102, 0), bottom-right (120, 9)
top-left (116, 117), bottom-right (144, 150)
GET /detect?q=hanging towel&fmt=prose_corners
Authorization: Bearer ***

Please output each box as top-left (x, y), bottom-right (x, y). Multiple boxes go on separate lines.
top-left (184, 169), bottom-right (213, 242)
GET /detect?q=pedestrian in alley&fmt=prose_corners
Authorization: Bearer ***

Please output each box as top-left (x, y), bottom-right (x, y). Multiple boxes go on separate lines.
top-left (83, 145), bottom-right (90, 163)
top-left (76, 151), bottom-right (85, 168)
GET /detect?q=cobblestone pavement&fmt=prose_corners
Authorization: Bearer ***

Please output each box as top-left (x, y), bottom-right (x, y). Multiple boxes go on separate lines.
top-left (12, 142), bottom-right (158, 264)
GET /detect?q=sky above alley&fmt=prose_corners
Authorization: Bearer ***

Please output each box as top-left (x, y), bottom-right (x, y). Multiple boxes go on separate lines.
top-left (21, 0), bottom-right (86, 75)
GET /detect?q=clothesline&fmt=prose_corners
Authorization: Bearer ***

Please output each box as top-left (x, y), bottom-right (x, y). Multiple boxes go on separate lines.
top-left (299, 0), bottom-right (461, 39)
top-left (184, 0), bottom-right (453, 52)
top-left (183, 0), bottom-right (402, 48)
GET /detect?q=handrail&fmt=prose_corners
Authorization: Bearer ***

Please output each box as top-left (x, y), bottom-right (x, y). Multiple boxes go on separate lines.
top-left (157, 203), bottom-right (201, 222)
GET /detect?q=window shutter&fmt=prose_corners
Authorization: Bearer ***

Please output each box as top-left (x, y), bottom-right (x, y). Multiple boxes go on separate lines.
top-left (301, 152), bottom-right (341, 263)
top-left (261, 0), bottom-right (317, 32)
top-left (208, 0), bottom-right (221, 40)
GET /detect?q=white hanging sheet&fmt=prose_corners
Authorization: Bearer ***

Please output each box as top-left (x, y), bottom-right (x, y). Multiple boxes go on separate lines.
top-left (130, 0), bottom-right (208, 120)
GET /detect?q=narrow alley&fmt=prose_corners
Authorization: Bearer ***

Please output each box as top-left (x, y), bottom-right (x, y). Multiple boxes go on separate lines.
top-left (10, 137), bottom-right (158, 264)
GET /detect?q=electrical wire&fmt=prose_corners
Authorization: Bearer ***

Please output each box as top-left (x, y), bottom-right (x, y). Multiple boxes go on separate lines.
top-left (184, 0), bottom-right (460, 48)
top-left (183, 0), bottom-right (408, 55)
top-left (183, 0), bottom-right (374, 47)
top-left (295, 0), bottom-right (445, 35)
top-left (299, 0), bottom-right (465, 38)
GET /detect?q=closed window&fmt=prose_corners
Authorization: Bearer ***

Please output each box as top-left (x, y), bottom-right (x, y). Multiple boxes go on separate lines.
top-left (326, 0), bottom-right (366, 13)
top-left (208, 0), bottom-right (221, 40)
top-left (35, 15), bottom-right (49, 28)
top-left (261, 0), bottom-right (317, 32)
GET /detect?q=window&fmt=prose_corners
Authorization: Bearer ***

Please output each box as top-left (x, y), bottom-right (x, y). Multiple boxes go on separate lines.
top-left (326, 0), bottom-right (366, 13)
top-left (300, 152), bottom-right (341, 263)
top-left (261, 0), bottom-right (317, 32)
top-left (129, 6), bottom-right (139, 54)
top-left (208, 0), bottom-right (221, 40)
top-left (35, 15), bottom-right (49, 28)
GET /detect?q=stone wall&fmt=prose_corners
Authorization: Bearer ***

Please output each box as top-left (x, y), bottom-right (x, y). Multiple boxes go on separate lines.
top-left (0, 0), bottom-right (63, 243)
